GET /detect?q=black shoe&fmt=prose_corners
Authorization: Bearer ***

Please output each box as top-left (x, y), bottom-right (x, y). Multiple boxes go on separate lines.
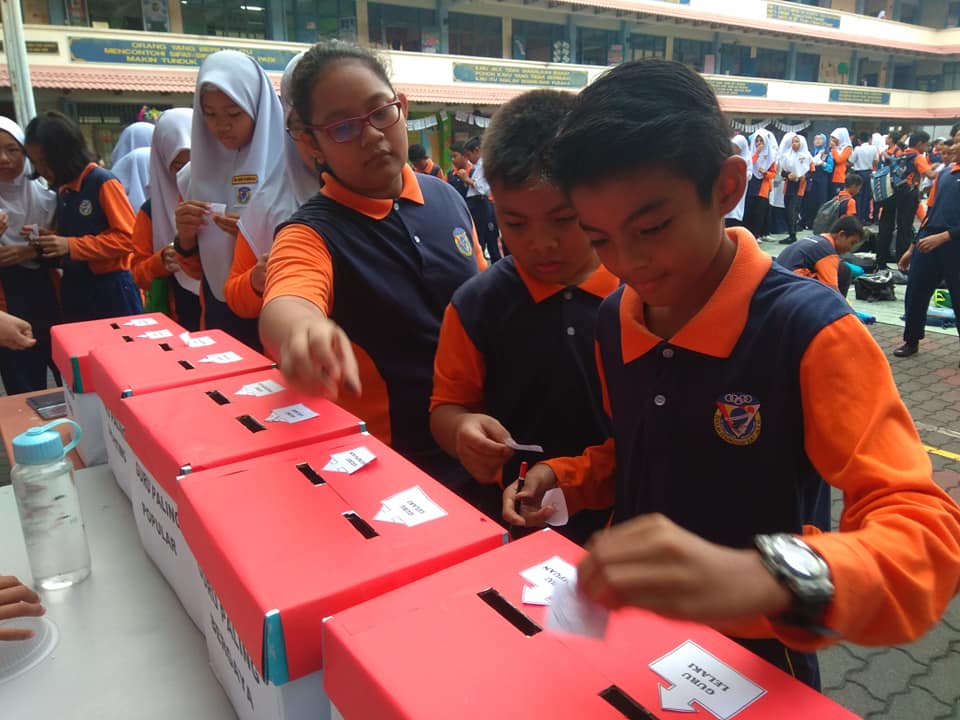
top-left (893, 342), bottom-right (919, 357)
top-left (779, 237), bottom-right (796, 245)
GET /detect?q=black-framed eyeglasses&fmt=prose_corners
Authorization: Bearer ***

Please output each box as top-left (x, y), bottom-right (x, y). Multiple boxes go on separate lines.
top-left (305, 100), bottom-right (402, 144)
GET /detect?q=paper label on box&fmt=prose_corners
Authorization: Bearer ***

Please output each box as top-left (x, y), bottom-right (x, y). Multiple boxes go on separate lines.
top-left (138, 329), bottom-right (174, 339)
top-left (265, 403), bottom-right (319, 423)
top-left (323, 446), bottom-right (375, 474)
top-left (235, 380), bottom-right (285, 397)
top-left (546, 575), bottom-right (609, 639)
top-left (650, 641), bottom-right (766, 719)
top-left (521, 584), bottom-right (554, 606)
top-left (377, 486), bottom-right (447, 527)
top-left (179, 331), bottom-right (216, 348)
top-left (124, 317), bottom-right (158, 327)
top-left (199, 351), bottom-right (243, 364)
top-left (520, 555), bottom-right (577, 596)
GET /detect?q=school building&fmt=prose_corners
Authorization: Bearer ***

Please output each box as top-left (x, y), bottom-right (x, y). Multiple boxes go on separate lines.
top-left (2, 0), bottom-right (959, 161)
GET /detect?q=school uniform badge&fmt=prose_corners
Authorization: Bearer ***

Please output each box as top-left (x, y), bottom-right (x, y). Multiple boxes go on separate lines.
top-left (714, 393), bottom-right (761, 446)
top-left (453, 227), bottom-right (473, 257)
top-left (78, 200), bottom-right (93, 217)
top-left (236, 186), bottom-right (252, 205)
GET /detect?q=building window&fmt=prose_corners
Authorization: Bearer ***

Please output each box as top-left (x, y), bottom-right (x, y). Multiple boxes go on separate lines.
top-left (513, 19), bottom-right (565, 62)
top-left (577, 27), bottom-right (618, 66)
top-left (755, 47), bottom-right (788, 79)
top-left (630, 33), bottom-right (666, 60)
top-left (719, 44), bottom-right (751, 76)
top-left (796, 51), bottom-right (819, 82)
top-left (181, 0), bottom-right (269, 38)
top-left (948, 1), bottom-right (960, 27)
top-left (367, 3), bottom-right (433, 51)
top-left (672, 38), bottom-right (712, 72)
top-left (448, 12), bottom-right (502, 59)
top-left (286, 0), bottom-right (356, 44)
top-left (86, 0), bottom-right (144, 29)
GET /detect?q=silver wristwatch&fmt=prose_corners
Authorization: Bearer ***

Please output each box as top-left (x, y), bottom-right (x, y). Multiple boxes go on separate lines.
top-left (754, 533), bottom-right (835, 632)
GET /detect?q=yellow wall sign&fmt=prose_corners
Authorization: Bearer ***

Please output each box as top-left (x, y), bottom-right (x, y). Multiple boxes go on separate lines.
top-left (453, 63), bottom-right (588, 88)
top-left (767, 3), bottom-right (841, 29)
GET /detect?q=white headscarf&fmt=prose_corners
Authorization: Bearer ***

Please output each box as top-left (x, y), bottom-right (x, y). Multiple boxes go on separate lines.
top-left (750, 129), bottom-right (778, 179)
top-left (725, 135), bottom-right (751, 222)
top-left (778, 132), bottom-right (812, 178)
top-left (830, 127), bottom-right (852, 151)
top-left (237, 51), bottom-right (317, 258)
top-left (185, 50), bottom-right (284, 301)
top-left (111, 146), bottom-right (151, 213)
top-left (0, 116), bottom-right (57, 269)
top-left (872, 132), bottom-right (886, 156)
top-left (149, 108), bottom-right (198, 295)
top-left (112, 122), bottom-right (155, 165)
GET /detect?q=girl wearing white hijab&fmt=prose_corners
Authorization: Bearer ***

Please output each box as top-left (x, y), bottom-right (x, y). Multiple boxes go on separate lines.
top-left (111, 121), bottom-right (155, 165)
top-left (111, 145), bottom-right (151, 212)
top-left (778, 132), bottom-right (813, 244)
top-left (130, 108), bottom-right (201, 331)
top-left (0, 116), bottom-right (60, 393)
top-left (225, 51), bottom-right (317, 320)
top-left (174, 50), bottom-right (284, 349)
top-left (744, 128), bottom-right (778, 241)
top-left (829, 127), bottom-right (853, 194)
top-left (724, 134), bottom-right (751, 228)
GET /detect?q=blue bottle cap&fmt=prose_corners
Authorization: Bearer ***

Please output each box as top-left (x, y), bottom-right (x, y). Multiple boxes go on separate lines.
top-left (12, 419), bottom-right (81, 466)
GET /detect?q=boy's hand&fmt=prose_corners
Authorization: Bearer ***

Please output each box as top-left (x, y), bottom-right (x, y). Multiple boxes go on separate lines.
top-left (917, 235), bottom-right (946, 254)
top-left (502, 463), bottom-right (557, 527)
top-left (174, 200), bottom-right (210, 247)
top-left (212, 212), bottom-right (240, 236)
top-left (0, 244), bottom-right (35, 267)
top-left (0, 212), bottom-right (8, 237)
top-left (454, 413), bottom-right (513, 484)
top-left (577, 514), bottom-right (791, 625)
top-left (898, 245), bottom-right (913, 272)
top-left (35, 232), bottom-right (69, 259)
top-left (250, 252), bottom-right (270, 295)
top-left (0, 575), bottom-right (45, 640)
top-left (161, 244), bottom-right (181, 274)
top-left (277, 315), bottom-right (361, 400)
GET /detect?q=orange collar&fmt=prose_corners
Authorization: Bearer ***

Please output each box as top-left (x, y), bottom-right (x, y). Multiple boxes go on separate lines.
top-left (620, 227), bottom-right (771, 362)
top-left (59, 162), bottom-right (98, 194)
top-left (422, 159), bottom-right (436, 175)
top-left (514, 260), bottom-right (620, 303)
top-left (320, 164), bottom-right (424, 220)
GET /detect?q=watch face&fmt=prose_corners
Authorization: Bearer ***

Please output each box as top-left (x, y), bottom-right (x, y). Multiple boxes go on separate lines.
top-left (775, 536), bottom-right (826, 578)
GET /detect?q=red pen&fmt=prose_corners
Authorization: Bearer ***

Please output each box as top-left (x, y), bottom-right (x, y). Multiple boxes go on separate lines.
top-left (514, 461), bottom-right (528, 517)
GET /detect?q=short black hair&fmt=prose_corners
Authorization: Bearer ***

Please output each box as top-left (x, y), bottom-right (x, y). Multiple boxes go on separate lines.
top-left (450, 141), bottom-right (466, 154)
top-left (408, 143), bottom-right (428, 162)
top-left (858, 131), bottom-right (871, 143)
top-left (951, 122), bottom-right (960, 138)
top-left (909, 130), bottom-right (930, 147)
top-left (944, 138), bottom-right (955, 147)
top-left (291, 41), bottom-right (393, 132)
top-left (889, 131), bottom-right (904, 144)
top-left (844, 174), bottom-right (863, 189)
top-left (552, 59), bottom-right (731, 204)
top-left (464, 136), bottom-right (481, 153)
top-left (482, 89), bottom-right (576, 189)
top-left (830, 214), bottom-right (863, 237)
top-left (23, 111), bottom-right (94, 187)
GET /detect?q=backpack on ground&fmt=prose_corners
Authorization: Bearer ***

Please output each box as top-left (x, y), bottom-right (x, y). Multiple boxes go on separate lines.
top-left (854, 269), bottom-right (896, 302)
top-left (812, 195), bottom-right (846, 235)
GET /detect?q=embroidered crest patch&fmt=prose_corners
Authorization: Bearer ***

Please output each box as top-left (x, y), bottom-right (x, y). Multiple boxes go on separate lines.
top-left (713, 393), bottom-right (761, 446)
top-left (78, 199), bottom-right (93, 216)
top-left (236, 186), bottom-right (252, 205)
top-left (453, 227), bottom-right (473, 257)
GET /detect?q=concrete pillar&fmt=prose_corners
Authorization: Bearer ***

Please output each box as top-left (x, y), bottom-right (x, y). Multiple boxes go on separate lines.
top-left (567, 13), bottom-right (576, 63)
top-left (849, 49), bottom-right (859, 85)
top-left (619, 20), bottom-right (629, 64)
top-left (502, 15), bottom-right (512, 60)
top-left (885, 54), bottom-right (895, 88)
top-left (712, 31), bottom-right (721, 73)
top-left (786, 41), bottom-right (797, 80)
top-left (168, 0), bottom-right (183, 33)
top-left (267, 0), bottom-right (285, 41)
top-left (438, 0), bottom-right (449, 55)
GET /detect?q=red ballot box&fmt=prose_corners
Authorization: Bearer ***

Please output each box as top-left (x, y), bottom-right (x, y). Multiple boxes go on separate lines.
top-left (89, 329), bottom-right (274, 499)
top-left (121, 367), bottom-right (365, 633)
top-left (50, 313), bottom-right (186, 466)
top-left (178, 432), bottom-right (508, 720)
top-left (323, 529), bottom-right (859, 720)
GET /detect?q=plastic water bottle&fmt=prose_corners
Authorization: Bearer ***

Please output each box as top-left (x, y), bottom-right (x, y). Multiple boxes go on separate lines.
top-left (11, 419), bottom-right (91, 590)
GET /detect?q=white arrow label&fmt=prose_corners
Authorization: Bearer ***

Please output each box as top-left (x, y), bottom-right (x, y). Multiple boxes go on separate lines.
top-left (138, 329), bottom-right (173, 339)
top-left (649, 641), bottom-right (765, 719)
top-left (179, 331), bottom-right (216, 348)
top-left (123, 317), bottom-right (158, 327)
top-left (198, 351), bottom-right (243, 364)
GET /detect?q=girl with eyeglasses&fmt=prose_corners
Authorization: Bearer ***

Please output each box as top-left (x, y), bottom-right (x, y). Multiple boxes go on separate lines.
top-left (224, 52), bottom-right (317, 321)
top-left (260, 42), bottom-right (486, 489)
top-left (0, 116), bottom-right (60, 393)
top-left (129, 108), bottom-right (202, 330)
top-left (173, 50), bottom-right (284, 350)
top-left (24, 111), bottom-right (143, 323)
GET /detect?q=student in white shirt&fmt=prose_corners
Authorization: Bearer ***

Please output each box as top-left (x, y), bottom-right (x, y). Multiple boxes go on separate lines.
top-left (849, 131), bottom-right (878, 224)
top-left (461, 136), bottom-right (501, 262)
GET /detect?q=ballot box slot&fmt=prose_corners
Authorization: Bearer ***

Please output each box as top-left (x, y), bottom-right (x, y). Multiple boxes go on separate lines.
top-left (206, 390), bottom-right (231, 406)
top-left (599, 685), bottom-right (660, 719)
top-left (477, 588), bottom-right (542, 637)
top-left (122, 335), bottom-right (134, 343)
top-left (178, 360), bottom-right (195, 370)
top-left (236, 414), bottom-right (266, 433)
top-left (159, 343), bottom-right (173, 352)
top-left (342, 511), bottom-right (379, 539)
top-left (296, 462), bottom-right (326, 485)
top-left (110, 322), bottom-right (120, 329)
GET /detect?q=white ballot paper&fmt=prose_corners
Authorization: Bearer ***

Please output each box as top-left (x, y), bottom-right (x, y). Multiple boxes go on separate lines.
top-left (374, 486), bottom-right (447, 527)
top-left (265, 403), bottom-right (319, 424)
top-left (179, 331), bottom-right (216, 348)
top-left (323, 446), bottom-right (376, 474)
top-left (138, 329), bottom-right (173, 339)
top-left (123, 317), bottom-right (158, 327)
top-left (198, 351), bottom-right (243, 364)
top-left (547, 573), bottom-right (609, 639)
top-left (540, 488), bottom-right (569, 527)
top-left (235, 379), bottom-right (285, 397)
top-left (505, 438), bottom-right (544, 453)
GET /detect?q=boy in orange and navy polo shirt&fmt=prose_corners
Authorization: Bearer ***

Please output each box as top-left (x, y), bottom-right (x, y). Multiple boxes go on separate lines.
top-left (776, 215), bottom-right (863, 297)
top-left (408, 143), bottom-right (444, 179)
top-left (430, 90), bottom-right (617, 542)
top-left (503, 60), bottom-right (960, 692)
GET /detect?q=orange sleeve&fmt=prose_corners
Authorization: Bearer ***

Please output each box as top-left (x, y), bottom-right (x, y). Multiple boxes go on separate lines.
top-left (542, 342), bottom-right (616, 514)
top-left (759, 162), bottom-right (777, 199)
top-left (130, 208), bottom-right (168, 290)
top-left (430, 304), bottom-right (485, 413)
top-left (915, 154), bottom-right (932, 176)
top-left (845, 196), bottom-right (857, 217)
top-left (831, 147), bottom-right (851, 182)
top-left (471, 223), bottom-right (487, 271)
top-left (175, 251), bottom-right (203, 280)
top-left (812, 255), bottom-right (840, 291)
top-left (262, 224), bottom-right (334, 315)
top-left (762, 314), bottom-right (960, 651)
top-left (224, 231), bottom-right (264, 319)
top-left (928, 176), bottom-right (939, 208)
top-left (68, 179), bottom-right (137, 262)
